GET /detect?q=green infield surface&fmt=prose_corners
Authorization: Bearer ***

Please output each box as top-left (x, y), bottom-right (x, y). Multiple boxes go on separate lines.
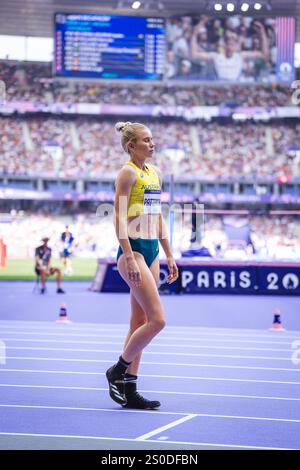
top-left (0, 258), bottom-right (97, 281)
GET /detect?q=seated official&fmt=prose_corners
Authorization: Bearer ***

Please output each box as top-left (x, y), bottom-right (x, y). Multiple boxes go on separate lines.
top-left (35, 237), bottom-right (65, 294)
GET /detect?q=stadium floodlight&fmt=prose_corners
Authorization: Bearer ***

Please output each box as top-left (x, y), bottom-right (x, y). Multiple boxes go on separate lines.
top-left (241, 2), bottom-right (249, 11)
top-left (117, 0), bottom-right (165, 11)
top-left (206, 0), bottom-right (272, 13)
top-left (226, 2), bottom-right (235, 11)
top-left (214, 3), bottom-right (223, 10)
top-left (131, 1), bottom-right (141, 9)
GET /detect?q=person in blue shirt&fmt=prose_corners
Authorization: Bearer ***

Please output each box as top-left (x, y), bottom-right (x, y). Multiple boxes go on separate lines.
top-left (60, 225), bottom-right (75, 275)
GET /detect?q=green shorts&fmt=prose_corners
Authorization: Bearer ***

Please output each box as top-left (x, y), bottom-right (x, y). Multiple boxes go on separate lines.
top-left (117, 238), bottom-right (159, 268)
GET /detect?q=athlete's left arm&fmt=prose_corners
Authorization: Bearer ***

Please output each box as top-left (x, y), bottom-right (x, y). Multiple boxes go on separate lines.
top-left (154, 166), bottom-right (179, 284)
top-left (154, 165), bottom-right (171, 253)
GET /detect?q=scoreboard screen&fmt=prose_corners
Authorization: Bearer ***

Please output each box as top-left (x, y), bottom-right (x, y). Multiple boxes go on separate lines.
top-left (54, 13), bottom-right (165, 80)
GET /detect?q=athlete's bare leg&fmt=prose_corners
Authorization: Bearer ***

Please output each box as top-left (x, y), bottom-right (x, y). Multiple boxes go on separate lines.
top-left (117, 252), bottom-right (165, 363)
top-left (124, 255), bottom-right (160, 375)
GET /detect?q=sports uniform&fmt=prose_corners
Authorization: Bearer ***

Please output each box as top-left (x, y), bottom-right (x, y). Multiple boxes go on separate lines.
top-left (117, 160), bottom-right (161, 267)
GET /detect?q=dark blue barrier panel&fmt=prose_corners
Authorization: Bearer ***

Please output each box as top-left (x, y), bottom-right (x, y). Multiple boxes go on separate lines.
top-left (103, 263), bottom-right (129, 293)
top-left (99, 260), bottom-right (300, 296)
top-left (178, 264), bottom-right (258, 295)
top-left (256, 265), bottom-right (300, 295)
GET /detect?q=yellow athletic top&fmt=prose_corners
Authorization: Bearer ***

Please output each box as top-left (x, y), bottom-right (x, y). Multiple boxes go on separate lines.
top-left (126, 161), bottom-right (161, 218)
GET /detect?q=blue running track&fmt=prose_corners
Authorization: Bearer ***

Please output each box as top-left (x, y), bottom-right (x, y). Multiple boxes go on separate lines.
top-left (0, 281), bottom-right (299, 449)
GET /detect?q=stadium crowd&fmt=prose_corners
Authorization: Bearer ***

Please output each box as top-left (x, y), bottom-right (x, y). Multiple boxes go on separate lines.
top-left (0, 61), bottom-right (293, 107)
top-left (0, 117), bottom-right (299, 180)
top-left (0, 212), bottom-right (299, 262)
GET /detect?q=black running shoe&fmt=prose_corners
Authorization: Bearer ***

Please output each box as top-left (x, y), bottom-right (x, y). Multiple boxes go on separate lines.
top-left (106, 366), bottom-right (127, 406)
top-left (40, 288), bottom-right (45, 294)
top-left (123, 392), bottom-right (161, 410)
top-left (57, 288), bottom-right (65, 294)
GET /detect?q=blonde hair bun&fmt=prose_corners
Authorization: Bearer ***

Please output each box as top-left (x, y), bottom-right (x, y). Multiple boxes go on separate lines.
top-left (115, 121), bottom-right (132, 133)
top-left (115, 121), bottom-right (148, 154)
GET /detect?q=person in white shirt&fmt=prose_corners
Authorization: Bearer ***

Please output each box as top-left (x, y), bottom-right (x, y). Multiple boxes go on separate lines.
top-left (191, 20), bottom-right (269, 81)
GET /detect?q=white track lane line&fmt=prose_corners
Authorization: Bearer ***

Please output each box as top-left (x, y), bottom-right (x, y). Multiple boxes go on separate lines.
top-left (1, 322), bottom-right (299, 338)
top-left (1, 330), bottom-right (297, 345)
top-left (3, 353), bottom-right (295, 362)
top-left (0, 403), bottom-right (183, 416)
top-left (1, 337), bottom-right (295, 347)
top-left (3, 357), bottom-right (299, 373)
top-left (1, 404), bottom-right (300, 424)
top-left (1, 368), bottom-right (300, 384)
top-left (3, 349), bottom-right (299, 372)
top-left (6, 345), bottom-right (295, 353)
top-left (135, 414), bottom-right (197, 441)
top-left (1, 383), bottom-right (300, 402)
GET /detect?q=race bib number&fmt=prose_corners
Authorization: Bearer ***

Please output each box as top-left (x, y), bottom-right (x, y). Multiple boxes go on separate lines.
top-left (143, 189), bottom-right (161, 214)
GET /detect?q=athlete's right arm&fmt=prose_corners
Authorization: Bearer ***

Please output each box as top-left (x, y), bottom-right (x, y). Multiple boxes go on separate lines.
top-left (114, 166), bottom-right (141, 286)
